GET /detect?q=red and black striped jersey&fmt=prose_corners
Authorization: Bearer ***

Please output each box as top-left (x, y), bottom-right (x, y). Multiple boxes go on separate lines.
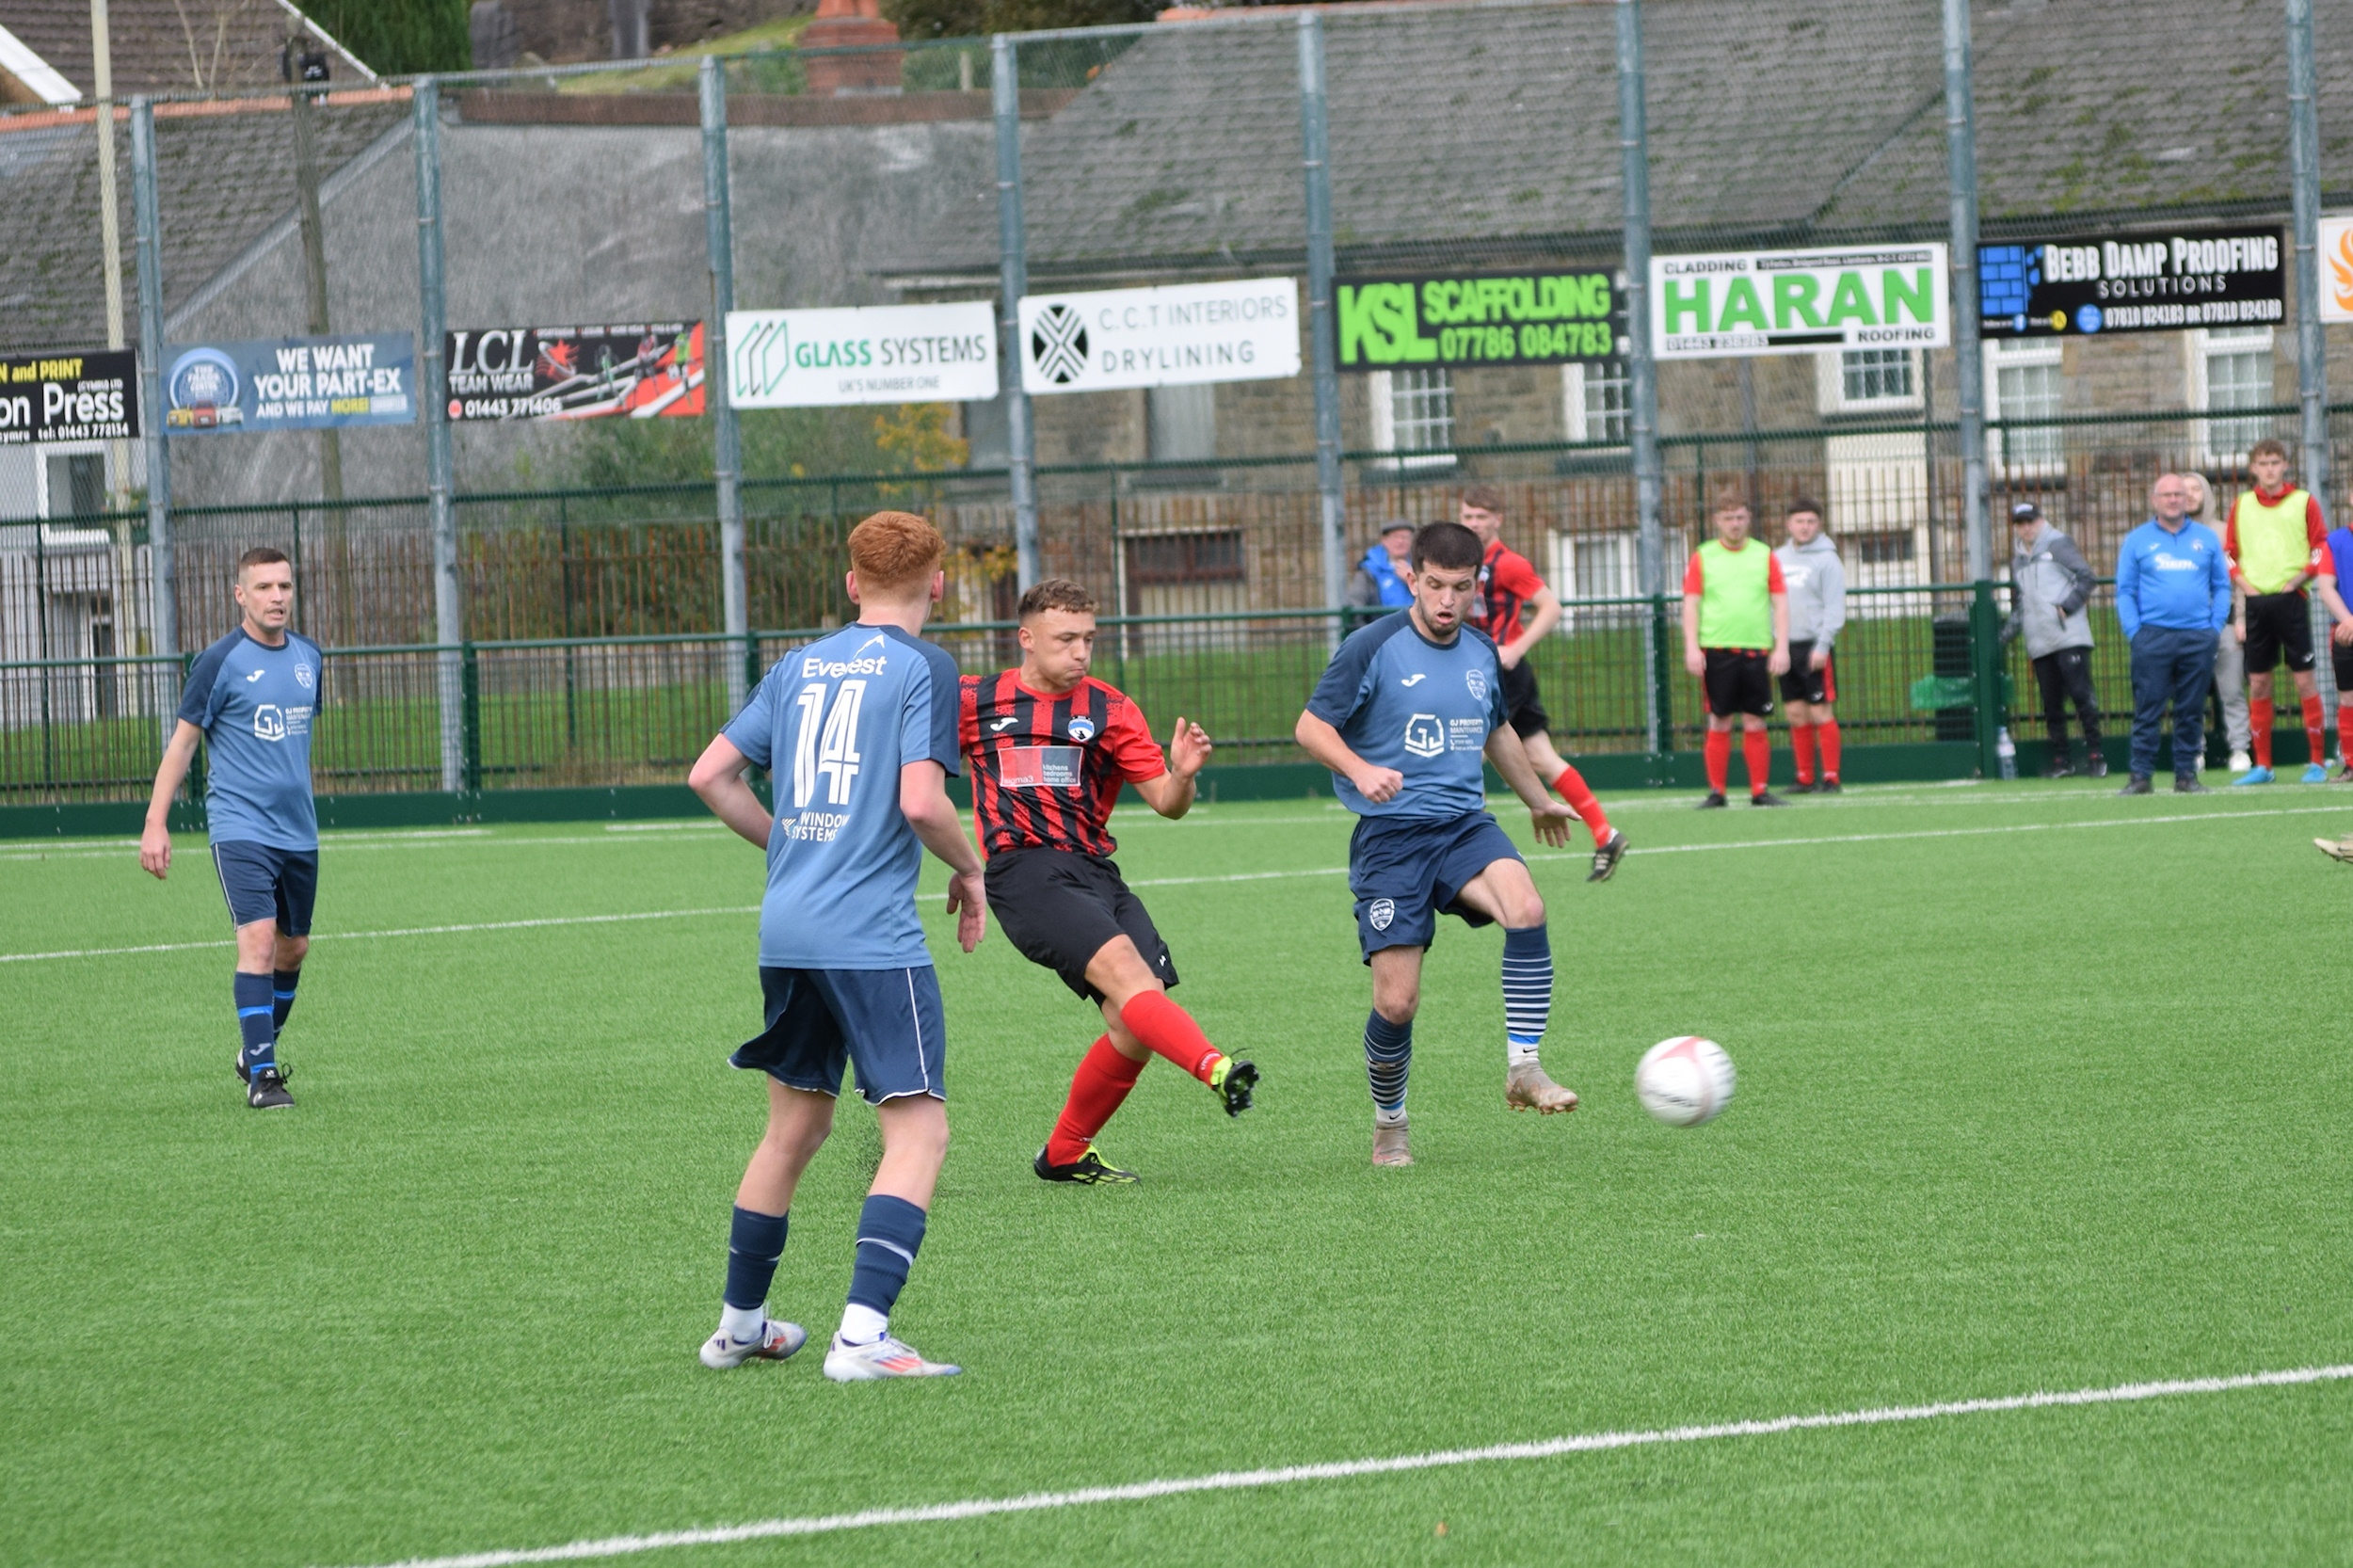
top-left (1472, 539), bottom-right (1545, 648)
top-left (959, 672), bottom-right (1166, 858)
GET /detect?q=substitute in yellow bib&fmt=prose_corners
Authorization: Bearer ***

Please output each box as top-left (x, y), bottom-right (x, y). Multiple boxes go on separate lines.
top-left (1682, 490), bottom-right (1791, 808)
top-left (2223, 438), bottom-right (2329, 784)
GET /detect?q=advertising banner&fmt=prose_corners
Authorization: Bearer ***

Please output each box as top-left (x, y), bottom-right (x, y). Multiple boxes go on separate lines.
top-left (164, 334), bottom-right (413, 432)
top-left (1978, 229), bottom-right (2284, 337)
top-left (1019, 278), bottom-right (1299, 394)
top-left (1337, 270), bottom-right (1623, 370)
top-left (1651, 245), bottom-right (1949, 359)
top-left (2318, 215), bottom-right (2353, 325)
top-left (0, 350), bottom-right (139, 444)
top-left (445, 323), bottom-right (705, 420)
top-left (726, 303), bottom-right (997, 408)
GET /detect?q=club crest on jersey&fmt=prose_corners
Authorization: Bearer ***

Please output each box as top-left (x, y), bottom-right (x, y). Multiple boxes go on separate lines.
top-left (1465, 667), bottom-right (1489, 701)
top-left (295, 663), bottom-right (314, 689)
top-left (252, 703), bottom-right (286, 742)
top-left (1066, 716), bottom-right (1097, 743)
top-left (1401, 712), bottom-right (1445, 758)
top-left (1369, 898), bottom-right (1396, 931)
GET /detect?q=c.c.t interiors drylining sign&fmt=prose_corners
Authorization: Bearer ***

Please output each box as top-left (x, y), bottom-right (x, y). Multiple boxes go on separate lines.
top-left (1019, 278), bottom-right (1299, 394)
top-left (1650, 245), bottom-right (1949, 359)
top-left (726, 303), bottom-right (998, 408)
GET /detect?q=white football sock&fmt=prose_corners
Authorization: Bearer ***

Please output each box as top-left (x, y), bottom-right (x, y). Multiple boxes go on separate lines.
top-left (719, 1303), bottom-right (765, 1343)
top-left (1507, 1035), bottom-right (1543, 1068)
top-left (839, 1303), bottom-right (888, 1344)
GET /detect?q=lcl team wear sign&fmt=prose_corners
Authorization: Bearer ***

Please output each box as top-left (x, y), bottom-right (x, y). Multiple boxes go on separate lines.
top-left (1978, 229), bottom-right (2283, 337)
top-left (1652, 245), bottom-right (1949, 359)
top-left (165, 334), bottom-right (414, 432)
top-left (726, 303), bottom-right (998, 408)
top-left (444, 323), bottom-right (705, 420)
top-left (1019, 278), bottom-right (1299, 394)
top-left (1337, 271), bottom-right (1623, 370)
top-left (0, 350), bottom-right (139, 443)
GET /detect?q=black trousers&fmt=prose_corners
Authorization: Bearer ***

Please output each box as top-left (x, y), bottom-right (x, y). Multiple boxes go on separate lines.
top-left (2032, 647), bottom-right (2102, 745)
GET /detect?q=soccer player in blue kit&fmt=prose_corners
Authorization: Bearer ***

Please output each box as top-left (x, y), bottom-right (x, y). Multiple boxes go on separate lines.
top-left (685, 511), bottom-right (990, 1381)
top-left (140, 547), bottom-right (323, 1111)
top-left (1294, 520), bottom-right (1583, 1167)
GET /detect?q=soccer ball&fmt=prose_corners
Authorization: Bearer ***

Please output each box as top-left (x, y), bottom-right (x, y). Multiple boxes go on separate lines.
top-left (1636, 1036), bottom-right (1736, 1127)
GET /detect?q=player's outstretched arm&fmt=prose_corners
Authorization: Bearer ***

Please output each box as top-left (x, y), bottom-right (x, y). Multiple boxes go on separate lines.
top-left (1131, 719), bottom-right (1212, 820)
top-left (1506, 585), bottom-right (1562, 670)
top-left (899, 760), bottom-right (987, 953)
top-left (1295, 710), bottom-right (1401, 804)
top-left (688, 734), bottom-right (776, 849)
top-left (139, 720), bottom-right (204, 880)
top-left (1485, 728), bottom-right (1577, 848)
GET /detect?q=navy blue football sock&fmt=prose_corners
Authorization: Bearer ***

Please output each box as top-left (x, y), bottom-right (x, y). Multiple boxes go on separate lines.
top-left (271, 968), bottom-right (301, 1038)
top-left (234, 972), bottom-right (276, 1077)
top-left (1501, 923), bottom-right (1553, 1065)
top-left (844, 1193), bottom-right (928, 1331)
top-left (1364, 1009), bottom-right (1413, 1126)
top-left (723, 1205), bottom-right (790, 1311)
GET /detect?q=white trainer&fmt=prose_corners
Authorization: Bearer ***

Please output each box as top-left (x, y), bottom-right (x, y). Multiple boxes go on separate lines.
top-left (698, 1318), bottom-right (808, 1369)
top-left (823, 1332), bottom-right (961, 1381)
top-left (1371, 1121), bottom-right (1414, 1166)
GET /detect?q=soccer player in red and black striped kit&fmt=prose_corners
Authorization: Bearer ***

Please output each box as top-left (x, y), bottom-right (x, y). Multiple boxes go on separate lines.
top-left (962, 578), bottom-right (1257, 1185)
top-left (1457, 486), bottom-right (1629, 881)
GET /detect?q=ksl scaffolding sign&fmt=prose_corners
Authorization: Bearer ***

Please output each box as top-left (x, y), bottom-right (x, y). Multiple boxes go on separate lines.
top-left (1337, 271), bottom-right (1623, 369)
top-left (0, 351), bottom-right (139, 444)
top-left (1651, 245), bottom-right (1949, 359)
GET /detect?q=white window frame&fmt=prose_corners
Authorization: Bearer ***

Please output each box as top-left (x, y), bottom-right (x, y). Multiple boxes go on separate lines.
top-left (1983, 338), bottom-right (2065, 476)
top-left (1561, 360), bottom-right (1631, 447)
top-left (1368, 367), bottom-right (1456, 471)
top-left (1815, 349), bottom-right (1924, 416)
top-left (2187, 326), bottom-right (2275, 468)
top-left (1549, 527), bottom-right (1641, 629)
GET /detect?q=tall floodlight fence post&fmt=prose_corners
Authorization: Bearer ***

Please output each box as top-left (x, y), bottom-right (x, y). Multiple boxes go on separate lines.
top-left (129, 97), bottom-right (174, 670)
top-left (413, 79), bottom-right (463, 794)
top-left (992, 34), bottom-right (1041, 588)
top-left (1615, 0), bottom-right (1668, 760)
top-left (1298, 12), bottom-right (1347, 647)
top-left (1943, 0), bottom-right (1998, 774)
top-left (2286, 0), bottom-right (2333, 734)
top-left (701, 55), bottom-right (749, 711)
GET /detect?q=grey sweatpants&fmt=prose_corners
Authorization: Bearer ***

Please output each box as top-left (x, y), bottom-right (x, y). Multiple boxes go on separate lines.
top-left (2211, 626), bottom-right (2249, 752)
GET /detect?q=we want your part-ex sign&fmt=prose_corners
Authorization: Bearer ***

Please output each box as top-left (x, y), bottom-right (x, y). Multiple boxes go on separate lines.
top-left (164, 334), bottom-right (414, 432)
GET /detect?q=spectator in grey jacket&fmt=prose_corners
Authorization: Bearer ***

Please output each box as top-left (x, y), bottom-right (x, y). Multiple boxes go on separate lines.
top-left (2003, 500), bottom-right (2105, 777)
top-left (1773, 497), bottom-right (1846, 792)
top-left (2182, 472), bottom-right (2251, 771)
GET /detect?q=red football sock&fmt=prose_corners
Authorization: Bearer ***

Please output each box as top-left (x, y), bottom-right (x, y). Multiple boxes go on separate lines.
top-left (2251, 697), bottom-right (2274, 767)
top-left (1704, 728), bottom-right (1732, 794)
top-left (1118, 990), bottom-right (1224, 1083)
top-left (1742, 727), bottom-right (1771, 796)
top-left (1817, 717), bottom-right (1842, 781)
top-left (2302, 695), bottom-right (2326, 766)
top-left (1551, 764), bottom-right (1611, 845)
top-left (1046, 1035), bottom-right (1144, 1166)
top-left (2337, 704), bottom-right (2353, 766)
top-left (1790, 723), bottom-right (1817, 785)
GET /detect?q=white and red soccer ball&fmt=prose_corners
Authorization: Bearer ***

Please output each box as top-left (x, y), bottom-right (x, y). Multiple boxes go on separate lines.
top-left (1636, 1036), bottom-right (1736, 1127)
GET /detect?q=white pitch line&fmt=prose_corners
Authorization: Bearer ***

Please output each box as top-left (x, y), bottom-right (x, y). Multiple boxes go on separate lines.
top-left (0, 906), bottom-right (758, 965)
top-left (331, 1363), bottom-right (2353, 1568)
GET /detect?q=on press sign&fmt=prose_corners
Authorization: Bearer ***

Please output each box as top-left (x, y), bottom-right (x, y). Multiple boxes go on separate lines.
top-left (1650, 245), bottom-right (1949, 359)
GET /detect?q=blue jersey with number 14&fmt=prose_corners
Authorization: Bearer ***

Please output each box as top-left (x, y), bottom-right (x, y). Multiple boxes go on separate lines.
top-left (722, 622), bottom-right (961, 969)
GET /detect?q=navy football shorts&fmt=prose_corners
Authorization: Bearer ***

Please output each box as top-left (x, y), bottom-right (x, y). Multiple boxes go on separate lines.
top-left (733, 965), bottom-right (947, 1105)
top-left (210, 840), bottom-right (318, 935)
top-left (1347, 809), bottom-right (1525, 961)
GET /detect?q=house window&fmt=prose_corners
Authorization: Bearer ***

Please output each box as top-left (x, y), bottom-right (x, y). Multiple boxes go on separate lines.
top-left (1369, 368), bottom-right (1455, 468)
top-left (1123, 528), bottom-right (1244, 585)
top-left (1986, 338), bottom-right (2064, 470)
top-left (1851, 529), bottom-right (1917, 569)
top-left (1146, 383), bottom-right (1216, 463)
top-left (1550, 528), bottom-right (1640, 627)
top-left (42, 450), bottom-right (107, 520)
top-left (1561, 360), bottom-right (1631, 444)
top-left (2191, 327), bottom-right (2274, 464)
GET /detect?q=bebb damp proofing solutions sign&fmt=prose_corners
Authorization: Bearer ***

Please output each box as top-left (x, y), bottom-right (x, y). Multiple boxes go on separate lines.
top-left (1019, 279), bottom-right (1299, 394)
top-left (164, 334), bottom-right (414, 432)
top-left (1978, 229), bottom-right (2284, 337)
top-left (1651, 245), bottom-right (1949, 359)
top-left (1337, 270), bottom-right (1623, 370)
top-left (445, 323), bottom-right (704, 420)
top-left (0, 350), bottom-right (139, 444)
top-left (726, 303), bottom-right (999, 408)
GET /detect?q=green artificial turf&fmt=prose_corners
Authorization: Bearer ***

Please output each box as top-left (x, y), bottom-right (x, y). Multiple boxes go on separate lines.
top-left (2, 780), bottom-right (2349, 1566)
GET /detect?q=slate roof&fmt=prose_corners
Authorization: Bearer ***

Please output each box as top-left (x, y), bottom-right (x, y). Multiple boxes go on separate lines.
top-left (4, 0), bottom-right (374, 97)
top-left (874, 0), bottom-right (2353, 284)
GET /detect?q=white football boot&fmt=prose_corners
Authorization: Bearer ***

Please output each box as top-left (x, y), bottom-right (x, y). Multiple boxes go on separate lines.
top-left (699, 1318), bottom-right (808, 1369)
top-left (823, 1333), bottom-right (961, 1381)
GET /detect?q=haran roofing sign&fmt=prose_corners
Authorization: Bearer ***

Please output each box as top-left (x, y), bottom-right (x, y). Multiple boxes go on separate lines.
top-left (1019, 279), bottom-right (1299, 394)
top-left (2316, 215), bottom-right (2353, 325)
top-left (1651, 245), bottom-right (1949, 359)
top-left (165, 334), bottom-right (414, 432)
top-left (1978, 229), bottom-right (2283, 337)
top-left (726, 303), bottom-right (997, 408)
top-left (445, 323), bottom-right (705, 420)
top-left (1337, 271), bottom-right (1624, 371)
top-left (0, 351), bottom-right (139, 444)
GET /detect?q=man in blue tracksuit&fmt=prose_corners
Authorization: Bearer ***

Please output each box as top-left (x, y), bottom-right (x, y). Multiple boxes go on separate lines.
top-left (1346, 520), bottom-right (1417, 610)
top-left (2114, 473), bottom-right (2232, 795)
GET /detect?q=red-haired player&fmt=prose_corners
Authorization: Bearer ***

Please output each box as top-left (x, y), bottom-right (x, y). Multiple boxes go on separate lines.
top-left (962, 578), bottom-right (1257, 1185)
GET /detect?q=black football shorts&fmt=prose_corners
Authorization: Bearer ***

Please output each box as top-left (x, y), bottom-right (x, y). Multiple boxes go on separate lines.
top-left (985, 845), bottom-right (1177, 1003)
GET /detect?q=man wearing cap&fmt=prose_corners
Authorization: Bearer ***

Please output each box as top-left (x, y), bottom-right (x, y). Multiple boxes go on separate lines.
top-left (2003, 501), bottom-right (2105, 778)
top-left (2114, 473), bottom-right (2230, 795)
top-left (1348, 520), bottom-right (1417, 611)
